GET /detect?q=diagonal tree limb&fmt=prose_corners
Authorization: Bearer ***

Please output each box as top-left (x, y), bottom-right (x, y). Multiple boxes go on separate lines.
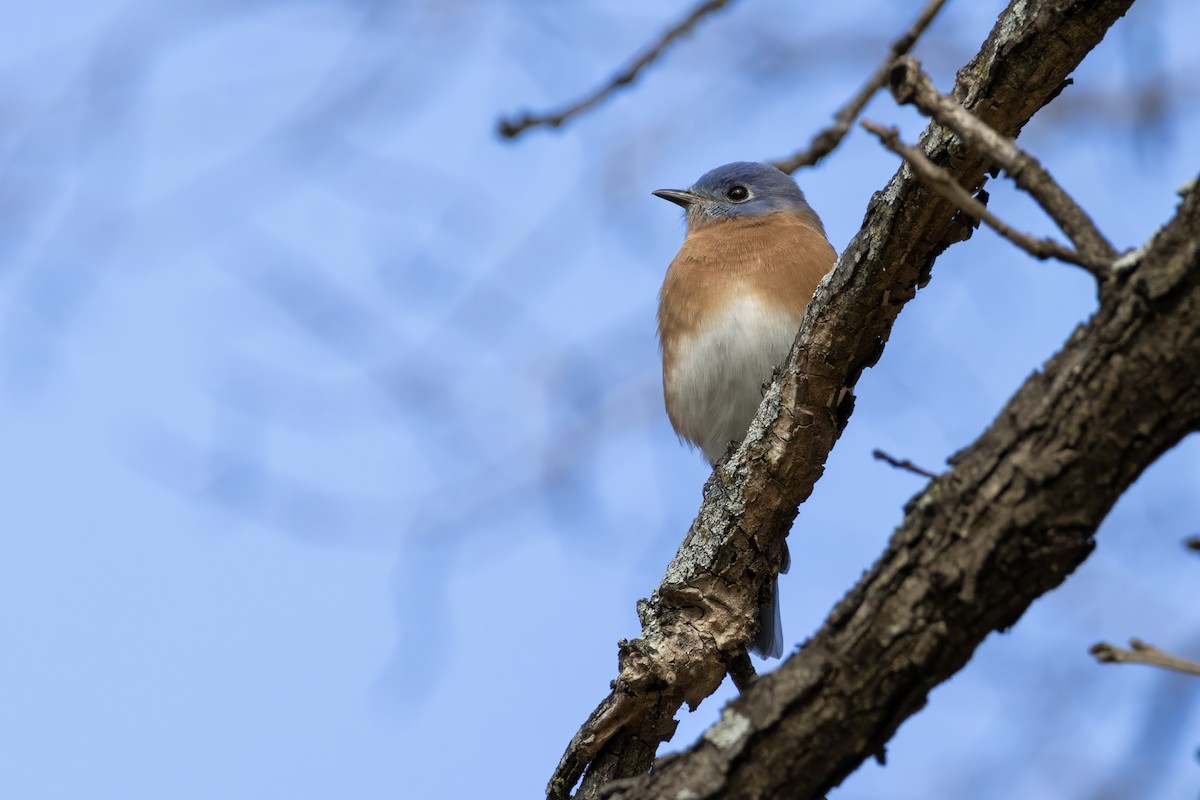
top-left (616, 175), bottom-right (1200, 800)
top-left (770, 0), bottom-right (949, 173)
top-left (860, 119), bottom-right (1110, 279)
top-left (887, 55), bottom-right (1119, 267)
top-left (498, 0), bottom-right (736, 139)
top-left (549, 1), bottom-right (1138, 798)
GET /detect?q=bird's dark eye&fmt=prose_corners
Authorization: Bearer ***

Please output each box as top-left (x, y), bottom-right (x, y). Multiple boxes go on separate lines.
top-left (726, 185), bottom-right (749, 202)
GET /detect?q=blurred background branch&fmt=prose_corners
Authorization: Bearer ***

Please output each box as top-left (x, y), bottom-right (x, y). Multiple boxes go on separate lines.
top-left (770, 0), bottom-right (948, 173)
top-left (497, 0), bottom-right (737, 139)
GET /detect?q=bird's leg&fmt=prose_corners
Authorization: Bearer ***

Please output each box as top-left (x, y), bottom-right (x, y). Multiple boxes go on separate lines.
top-left (726, 648), bottom-right (758, 693)
top-left (701, 451), bottom-right (740, 500)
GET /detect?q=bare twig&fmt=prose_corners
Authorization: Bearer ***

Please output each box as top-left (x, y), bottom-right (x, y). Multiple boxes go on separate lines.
top-left (860, 120), bottom-right (1110, 280)
top-left (771, 0), bottom-right (949, 173)
top-left (872, 448), bottom-right (938, 479)
top-left (498, 0), bottom-right (735, 139)
top-left (1185, 535), bottom-right (1200, 553)
top-left (888, 56), bottom-right (1118, 268)
top-left (1091, 639), bottom-right (1200, 677)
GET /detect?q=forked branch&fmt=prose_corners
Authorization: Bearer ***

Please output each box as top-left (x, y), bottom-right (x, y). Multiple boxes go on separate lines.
top-left (887, 56), bottom-right (1118, 267)
top-left (861, 120), bottom-right (1109, 279)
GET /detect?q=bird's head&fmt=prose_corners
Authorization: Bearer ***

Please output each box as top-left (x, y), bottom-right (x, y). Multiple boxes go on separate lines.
top-left (653, 161), bottom-right (823, 232)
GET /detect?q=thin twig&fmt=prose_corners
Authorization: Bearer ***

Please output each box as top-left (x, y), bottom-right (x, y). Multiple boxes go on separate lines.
top-left (498, 0), bottom-right (735, 139)
top-left (771, 0), bottom-right (949, 173)
top-left (1185, 535), bottom-right (1200, 553)
top-left (860, 120), bottom-right (1109, 280)
top-left (1090, 639), bottom-right (1200, 677)
top-left (887, 56), bottom-right (1118, 268)
top-left (872, 449), bottom-right (938, 479)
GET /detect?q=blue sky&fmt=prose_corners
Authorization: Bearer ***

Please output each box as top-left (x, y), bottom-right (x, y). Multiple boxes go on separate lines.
top-left (1, 1), bottom-right (1197, 798)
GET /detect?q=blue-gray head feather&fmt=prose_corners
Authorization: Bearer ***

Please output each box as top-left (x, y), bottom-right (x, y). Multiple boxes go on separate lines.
top-left (653, 161), bottom-right (825, 233)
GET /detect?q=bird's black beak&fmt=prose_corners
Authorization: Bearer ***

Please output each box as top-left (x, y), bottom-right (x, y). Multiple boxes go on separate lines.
top-left (652, 189), bottom-right (702, 208)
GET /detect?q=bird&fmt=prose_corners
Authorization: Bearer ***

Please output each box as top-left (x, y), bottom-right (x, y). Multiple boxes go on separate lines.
top-left (653, 161), bottom-right (837, 659)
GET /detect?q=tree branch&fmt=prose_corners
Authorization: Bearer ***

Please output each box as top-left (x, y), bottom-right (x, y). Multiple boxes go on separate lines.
top-left (617, 167), bottom-right (1200, 800)
top-left (498, 0), bottom-right (736, 139)
top-left (1091, 639), bottom-right (1200, 677)
top-left (770, 0), bottom-right (949, 173)
top-left (887, 55), bottom-right (1119, 267)
top-left (861, 120), bottom-right (1109, 280)
top-left (872, 448), bottom-right (938, 480)
top-left (549, 1), bottom-right (1139, 798)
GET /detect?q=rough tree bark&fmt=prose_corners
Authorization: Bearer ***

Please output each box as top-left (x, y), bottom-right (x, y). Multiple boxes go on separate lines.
top-left (614, 177), bottom-right (1200, 800)
top-left (544, 1), bottom-right (1196, 799)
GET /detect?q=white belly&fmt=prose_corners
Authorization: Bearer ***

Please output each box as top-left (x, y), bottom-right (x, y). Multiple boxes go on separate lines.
top-left (664, 295), bottom-right (801, 464)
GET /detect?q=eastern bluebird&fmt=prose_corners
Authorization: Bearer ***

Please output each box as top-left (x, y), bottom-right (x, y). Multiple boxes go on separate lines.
top-left (654, 161), bottom-right (837, 659)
